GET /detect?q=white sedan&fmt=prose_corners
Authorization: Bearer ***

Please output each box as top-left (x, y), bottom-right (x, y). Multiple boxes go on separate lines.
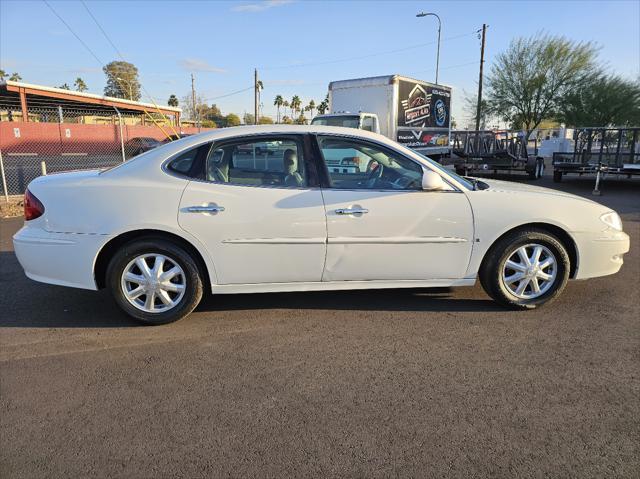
top-left (13, 125), bottom-right (630, 325)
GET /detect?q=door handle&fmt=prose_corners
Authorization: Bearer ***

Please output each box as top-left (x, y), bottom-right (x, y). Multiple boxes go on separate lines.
top-left (335, 208), bottom-right (369, 215)
top-left (186, 205), bottom-right (225, 213)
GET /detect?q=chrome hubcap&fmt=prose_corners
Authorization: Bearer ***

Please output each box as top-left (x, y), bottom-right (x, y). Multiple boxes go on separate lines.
top-left (501, 244), bottom-right (557, 299)
top-left (121, 254), bottom-right (186, 313)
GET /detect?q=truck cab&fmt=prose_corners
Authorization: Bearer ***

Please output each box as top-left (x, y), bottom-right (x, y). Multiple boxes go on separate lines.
top-left (311, 112), bottom-right (380, 134)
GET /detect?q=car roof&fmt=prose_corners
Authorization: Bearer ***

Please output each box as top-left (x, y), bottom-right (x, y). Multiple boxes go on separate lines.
top-left (164, 124), bottom-right (388, 146)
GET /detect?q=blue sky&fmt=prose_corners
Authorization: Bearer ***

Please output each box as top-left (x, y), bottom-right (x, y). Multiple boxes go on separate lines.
top-left (1, 0), bottom-right (639, 125)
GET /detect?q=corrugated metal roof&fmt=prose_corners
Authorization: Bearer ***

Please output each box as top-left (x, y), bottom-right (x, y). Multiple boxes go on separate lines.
top-left (1, 80), bottom-right (181, 113)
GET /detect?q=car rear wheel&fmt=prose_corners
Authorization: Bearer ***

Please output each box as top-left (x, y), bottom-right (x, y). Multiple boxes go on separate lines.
top-left (479, 229), bottom-right (570, 309)
top-left (107, 239), bottom-right (203, 325)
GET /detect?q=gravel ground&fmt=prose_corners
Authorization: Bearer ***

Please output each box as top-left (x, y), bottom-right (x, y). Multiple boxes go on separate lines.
top-left (0, 197), bottom-right (23, 219)
top-left (0, 175), bottom-right (638, 478)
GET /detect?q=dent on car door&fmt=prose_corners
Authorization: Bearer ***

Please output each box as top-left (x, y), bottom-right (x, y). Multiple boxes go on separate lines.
top-left (315, 135), bottom-right (474, 281)
top-left (177, 135), bottom-right (328, 285)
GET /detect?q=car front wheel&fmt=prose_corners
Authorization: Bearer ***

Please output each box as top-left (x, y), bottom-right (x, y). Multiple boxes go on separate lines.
top-left (107, 239), bottom-right (203, 325)
top-left (479, 229), bottom-right (570, 309)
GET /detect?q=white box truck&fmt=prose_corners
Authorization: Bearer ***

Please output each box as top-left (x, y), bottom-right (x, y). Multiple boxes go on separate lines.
top-left (311, 74), bottom-right (452, 157)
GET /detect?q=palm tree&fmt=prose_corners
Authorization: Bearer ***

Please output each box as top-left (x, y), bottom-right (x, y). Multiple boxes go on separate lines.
top-left (274, 95), bottom-right (284, 123)
top-left (306, 99), bottom-right (316, 119)
top-left (74, 77), bottom-right (88, 92)
top-left (317, 94), bottom-right (330, 115)
top-left (283, 100), bottom-right (290, 118)
top-left (290, 95), bottom-right (301, 118)
top-left (168, 94), bottom-right (179, 107)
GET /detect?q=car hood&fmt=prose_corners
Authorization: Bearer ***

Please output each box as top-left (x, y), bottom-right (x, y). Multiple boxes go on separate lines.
top-left (474, 178), bottom-right (599, 205)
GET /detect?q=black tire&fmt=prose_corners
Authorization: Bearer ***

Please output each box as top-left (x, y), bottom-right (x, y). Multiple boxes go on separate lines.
top-left (553, 170), bottom-right (563, 182)
top-left (479, 229), bottom-right (570, 310)
top-left (106, 239), bottom-right (203, 325)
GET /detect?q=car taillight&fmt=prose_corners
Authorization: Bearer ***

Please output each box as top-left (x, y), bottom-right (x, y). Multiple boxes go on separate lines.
top-left (24, 188), bottom-right (45, 221)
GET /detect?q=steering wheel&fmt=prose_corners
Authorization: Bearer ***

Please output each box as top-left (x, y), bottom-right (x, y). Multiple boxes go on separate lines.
top-left (366, 162), bottom-right (384, 188)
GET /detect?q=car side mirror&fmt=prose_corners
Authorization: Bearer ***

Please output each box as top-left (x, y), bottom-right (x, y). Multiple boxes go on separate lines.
top-left (422, 169), bottom-right (446, 191)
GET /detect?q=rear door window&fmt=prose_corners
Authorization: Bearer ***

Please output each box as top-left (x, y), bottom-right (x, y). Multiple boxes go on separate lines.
top-left (206, 137), bottom-right (307, 188)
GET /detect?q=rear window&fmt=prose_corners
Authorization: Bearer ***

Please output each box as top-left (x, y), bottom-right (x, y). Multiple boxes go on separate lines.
top-left (167, 147), bottom-right (200, 176)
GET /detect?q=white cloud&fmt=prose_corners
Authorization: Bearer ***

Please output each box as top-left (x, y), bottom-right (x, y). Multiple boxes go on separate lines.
top-left (232, 0), bottom-right (294, 13)
top-left (179, 58), bottom-right (227, 73)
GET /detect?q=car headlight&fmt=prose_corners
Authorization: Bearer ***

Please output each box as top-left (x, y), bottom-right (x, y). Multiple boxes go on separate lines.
top-left (600, 211), bottom-right (623, 231)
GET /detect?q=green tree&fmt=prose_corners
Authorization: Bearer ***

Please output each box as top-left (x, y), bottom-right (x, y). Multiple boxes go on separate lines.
top-left (103, 61), bottom-right (141, 101)
top-left (74, 77), bottom-right (88, 92)
top-left (274, 95), bottom-right (284, 123)
top-left (59, 83), bottom-right (71, 90)
top-left (168, 94), bottom-right (179, 107)
top-left (317, 94), bottom-right (329, 115)
top-left (202, 103), bottom-right (224, 124)
top-left (258, 116), bottom-right (274, 124)
top-left (557, 73), bottom-right (640, 127)
top-left (243, 112), bottom-right (256, 125)
top-left (283, 100), bottom-right (290, 117)
top-left (305, 99), bottom-right (316, 119)
top-left (281, 115), bottom-right (293, 124)
top-left (201, 119), bottom-right (217, 128)
top-left (0, 69), bottom-right (6, 81)
top-left (9, 72), bottom-right (22, 81)
top-left (295, 113), bottom-right (307, 125)
top-left (486, 34), bottom-right (598, 138)
top-left (225, 113), bottom-right (241, 127)
top-left (290, 95), bottom-right (301, 118)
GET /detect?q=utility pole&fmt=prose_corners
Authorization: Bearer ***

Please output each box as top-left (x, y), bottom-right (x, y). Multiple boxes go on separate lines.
top-left (191, 73), bottom-right (198, 130)
top-left (254, 68), bottom-right (259, 125)
top-left (475, 24), bottom-right (487, 132)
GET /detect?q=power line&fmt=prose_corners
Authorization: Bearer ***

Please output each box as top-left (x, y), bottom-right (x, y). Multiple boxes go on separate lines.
top-left (80, 0), bottom-right (126, 60)
top-left (410, 60), bottom-right (480, 75)
top-left (42, 0), bottom-right (104, 68)
top-left (74, 0), bottom-right (179, 134)
top-left (260, 31), bottom-right (477, 71)
top-left (202, 86), bottom-right (254, 102)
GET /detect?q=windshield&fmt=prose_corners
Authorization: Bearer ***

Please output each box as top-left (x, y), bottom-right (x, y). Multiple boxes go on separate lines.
top-left (311, 115), bottom-right (360, 128)
top-left (412, 151), bottom-right (476, 190)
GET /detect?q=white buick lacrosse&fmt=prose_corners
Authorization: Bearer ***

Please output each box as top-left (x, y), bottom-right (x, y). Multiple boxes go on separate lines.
top-left (13, 125), bottom-right (630, 324)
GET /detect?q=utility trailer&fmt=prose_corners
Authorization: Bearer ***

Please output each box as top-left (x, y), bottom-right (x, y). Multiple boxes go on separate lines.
top-left (446, 130), bottom-right (545, 179)
top-left (552, 128), bottom-right (640, 193)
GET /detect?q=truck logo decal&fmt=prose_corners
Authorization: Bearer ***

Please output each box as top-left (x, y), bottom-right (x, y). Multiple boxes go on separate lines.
top-left (397, 80), bottom-right (450, 132)
top-left (401, 84), bottom-right (431, 127)
top-left (434, 99), bottom-right (447, 127)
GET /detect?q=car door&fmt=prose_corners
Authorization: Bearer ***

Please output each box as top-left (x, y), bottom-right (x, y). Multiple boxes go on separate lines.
top-left (178, 134), bottom-right (327, 285)
top-left (315, 134), bottom-right (474, 282)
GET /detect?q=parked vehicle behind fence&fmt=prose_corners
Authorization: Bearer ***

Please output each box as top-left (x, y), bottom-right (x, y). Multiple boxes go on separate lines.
top-left (124, 137), bottom-right (161, 157)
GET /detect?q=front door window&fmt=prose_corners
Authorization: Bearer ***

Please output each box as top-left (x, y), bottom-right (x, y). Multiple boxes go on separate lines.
top-left (317, 135), bottom-right (423, 190)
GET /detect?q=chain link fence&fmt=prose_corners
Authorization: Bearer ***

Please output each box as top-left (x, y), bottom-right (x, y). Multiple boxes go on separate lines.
top-left (0, 103), bottom-right (204, 200)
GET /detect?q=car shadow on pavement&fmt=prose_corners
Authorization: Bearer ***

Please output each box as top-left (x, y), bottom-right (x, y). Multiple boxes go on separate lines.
top-left (0, 248), bottom-right (502, 328)
top-left (197, 288), bottom-right (504, 314)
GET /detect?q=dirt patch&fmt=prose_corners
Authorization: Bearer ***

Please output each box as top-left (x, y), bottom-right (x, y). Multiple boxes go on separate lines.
top-left (0, 197), bottom-right (23, 218)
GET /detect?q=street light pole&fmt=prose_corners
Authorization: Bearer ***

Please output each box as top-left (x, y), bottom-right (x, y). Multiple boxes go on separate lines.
top-left (416, 12), bottom-right (441, 84)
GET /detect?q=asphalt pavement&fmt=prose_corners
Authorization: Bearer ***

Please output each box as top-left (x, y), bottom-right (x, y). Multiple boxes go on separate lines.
top-left (1, 174), bottom-right (638, 478)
